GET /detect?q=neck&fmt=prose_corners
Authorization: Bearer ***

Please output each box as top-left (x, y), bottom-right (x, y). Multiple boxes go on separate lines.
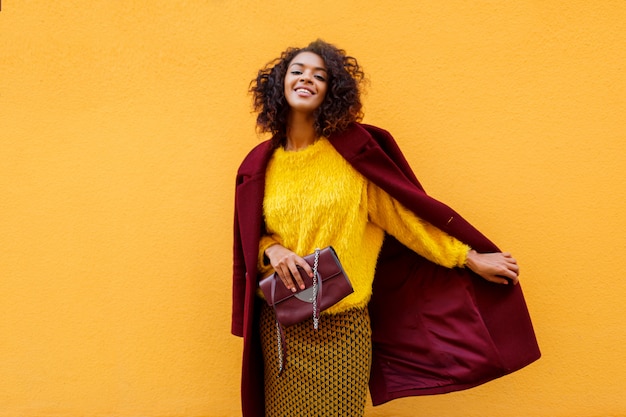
top-left (285, 112), bottom-right (318, 151)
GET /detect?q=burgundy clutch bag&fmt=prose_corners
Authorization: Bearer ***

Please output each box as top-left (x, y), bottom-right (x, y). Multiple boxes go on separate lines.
top-left (259, 246), bottom-right (353, 328)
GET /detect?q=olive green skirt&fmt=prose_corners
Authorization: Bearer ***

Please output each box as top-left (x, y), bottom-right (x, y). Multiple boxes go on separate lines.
top-left (260, 303), bottom-right (372, 417)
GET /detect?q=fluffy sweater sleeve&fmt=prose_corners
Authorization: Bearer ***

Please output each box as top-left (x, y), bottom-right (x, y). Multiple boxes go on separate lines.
top-left (367, 182), bottom-right (470, 268)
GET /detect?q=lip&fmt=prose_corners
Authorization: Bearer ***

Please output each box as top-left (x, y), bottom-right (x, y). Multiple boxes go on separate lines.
top-left (294, 86), bottom-right (315, 95)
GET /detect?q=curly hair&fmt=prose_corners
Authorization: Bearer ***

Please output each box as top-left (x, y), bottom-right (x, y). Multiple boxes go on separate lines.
top-left (250, 39), bottom-right (366, 148)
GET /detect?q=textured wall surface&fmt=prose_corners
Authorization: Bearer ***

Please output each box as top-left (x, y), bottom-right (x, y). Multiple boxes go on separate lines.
top-left (1, 1), bottom-right (625, 416)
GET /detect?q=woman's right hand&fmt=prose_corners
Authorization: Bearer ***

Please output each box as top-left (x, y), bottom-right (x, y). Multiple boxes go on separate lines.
top-left (264, 244), bottom-right (314, 292)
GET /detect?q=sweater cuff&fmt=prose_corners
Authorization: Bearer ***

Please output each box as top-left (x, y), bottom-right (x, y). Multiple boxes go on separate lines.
top-left (459, 244), bottom-right (472, 268)
top-left (257, 235), bottom-right (281, 274)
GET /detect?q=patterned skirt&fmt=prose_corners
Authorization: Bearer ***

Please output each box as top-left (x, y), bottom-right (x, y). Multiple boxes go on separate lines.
top-left (259, 303), bottom-right (372, 417)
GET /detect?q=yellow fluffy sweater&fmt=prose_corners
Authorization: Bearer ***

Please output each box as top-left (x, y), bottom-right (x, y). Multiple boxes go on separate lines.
top-left (258, 138), bottom-right (470, 314)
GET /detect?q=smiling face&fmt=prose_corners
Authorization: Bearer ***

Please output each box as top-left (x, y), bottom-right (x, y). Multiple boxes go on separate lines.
top-left (283, 51), bottom-right (328, 116)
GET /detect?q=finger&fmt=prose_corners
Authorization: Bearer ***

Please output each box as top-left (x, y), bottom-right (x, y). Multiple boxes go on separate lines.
top-left (277, 266), bottom-right (297, 292)
top-left (289, 265), bottom-right (307, 291)
top-left (507, 262), bottom-right (520, 276)
top-left (493, 275), bottom-right (511, 285)
top-left (497, 268), bottom-right (520, 285)
top-left (299, 261), bottom-right (314, 278)
top-left (502, 253), bottom-right (518, 270)
top-left (500, 266), bottom-right (519, 282)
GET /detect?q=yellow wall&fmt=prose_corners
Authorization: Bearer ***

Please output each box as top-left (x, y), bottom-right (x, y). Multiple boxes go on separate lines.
top-left (1, 1), bottom-right (625, 416)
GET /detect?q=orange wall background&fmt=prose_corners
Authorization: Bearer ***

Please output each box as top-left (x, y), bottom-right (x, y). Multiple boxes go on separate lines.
top-left (1, 1), bottom-right (625, 416)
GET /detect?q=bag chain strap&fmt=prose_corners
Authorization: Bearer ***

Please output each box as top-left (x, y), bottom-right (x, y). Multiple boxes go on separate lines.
top-left (312, 248), bottom-right (320, 330)
top-left (275, 248), bottom-right (322, 374)
top-left (276, 320), bottom-right (283, 373)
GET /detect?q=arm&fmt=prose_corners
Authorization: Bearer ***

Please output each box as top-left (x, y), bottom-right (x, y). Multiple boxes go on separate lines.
top-left (368, 182), bottom-right (519, 285)
top-left (368, 181), bottom-right (469, 268)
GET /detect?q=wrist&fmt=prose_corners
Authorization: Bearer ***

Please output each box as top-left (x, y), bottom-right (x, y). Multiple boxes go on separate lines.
top-left (465, 249), bottom-right (478, 271)
top-left (263, 244), bottom-right (279, 266)
top-left (264, 243), bottom-right (280, 256)
top-left (264, 243), bottom-right (283, 264)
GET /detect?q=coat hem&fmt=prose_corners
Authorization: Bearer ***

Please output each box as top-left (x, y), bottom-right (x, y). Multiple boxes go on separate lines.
top-left (370, 353), bottom-right (541, 406)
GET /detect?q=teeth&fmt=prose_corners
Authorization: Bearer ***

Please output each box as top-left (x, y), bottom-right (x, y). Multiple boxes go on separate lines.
top-left (296, 88), bottom-right (312, 94)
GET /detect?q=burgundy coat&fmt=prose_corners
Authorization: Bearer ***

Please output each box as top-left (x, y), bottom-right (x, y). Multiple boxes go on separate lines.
top-left (232, 123), bottom-right (540, 416)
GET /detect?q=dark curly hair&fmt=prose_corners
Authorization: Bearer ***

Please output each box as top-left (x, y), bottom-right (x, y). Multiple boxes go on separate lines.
top-left (250, 39), bottom-right (366, 148)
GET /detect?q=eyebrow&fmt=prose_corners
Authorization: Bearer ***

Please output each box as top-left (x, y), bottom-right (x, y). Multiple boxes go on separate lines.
top-left (289, 62), bottom-right (328, 72)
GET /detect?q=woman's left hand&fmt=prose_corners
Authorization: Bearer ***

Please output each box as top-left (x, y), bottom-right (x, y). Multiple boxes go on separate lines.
top-left (465, 250), bottom-right (520, 285)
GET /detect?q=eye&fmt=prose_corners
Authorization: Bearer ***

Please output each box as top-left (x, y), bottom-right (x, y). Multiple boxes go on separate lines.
top-left (290, 70), bottom-right (302, 75)
top-left (314, 74), bottom-right (326, 81)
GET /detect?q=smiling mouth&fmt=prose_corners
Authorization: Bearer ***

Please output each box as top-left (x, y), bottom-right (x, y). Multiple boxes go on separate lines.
top-left (295, 88), bottom-right (314, 95)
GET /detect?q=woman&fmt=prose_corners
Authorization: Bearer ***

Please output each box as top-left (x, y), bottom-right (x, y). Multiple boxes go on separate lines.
top-left (232, 40), bottom-right (539, 417)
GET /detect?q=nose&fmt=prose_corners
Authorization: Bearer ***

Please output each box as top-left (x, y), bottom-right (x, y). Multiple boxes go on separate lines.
top-left (299, 71), bottom-right (312, 83)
